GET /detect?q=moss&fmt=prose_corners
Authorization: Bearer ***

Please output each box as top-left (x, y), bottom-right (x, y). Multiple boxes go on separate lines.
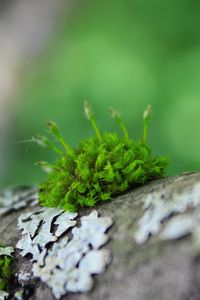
top-left (34, 102), bottom-right (169, 212)
top-left (0, 245), bottom-right (13, 293)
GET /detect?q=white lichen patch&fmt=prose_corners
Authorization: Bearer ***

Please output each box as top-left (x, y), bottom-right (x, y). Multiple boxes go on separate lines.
top-left (134, 182), bottom-right (200, 244)
top-left (160, 215), bottom-right (195, 240)
top-left (17, 272), bottom-right (32, 284)
top-left (17, 208), bottom-right (77, 263)
top-left (14, 290), bottom-right (23, 300)
top-left (158, 210), bottom-right (200, 255)
top-left (0, 246), bottom-right (14, 257)
top-left (0, 291), bottom-right (9, 300)
top-left (0, 186), bottom-right (38, 217)
top-left (17, 209), bottom-right (113, 299)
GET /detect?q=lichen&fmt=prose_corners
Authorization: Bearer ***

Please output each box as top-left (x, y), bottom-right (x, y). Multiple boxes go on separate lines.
top-left (33, 102), bottom-right (168, 212)
top-left (160, 215), bottom-right (195, 240)
top-left (14, 290), bottom-right (23, 300)
top-left (134, 182), bottom-right (200, 244)
top-left (0, 186), bottom-right (38, 216)
top-left (17, 209), bottom-right (113, 299)
top-left (17, 208), bottom-right (77, 262)
top-left (17, 272), bottom-right (32, 285)
top-left (0, 248), bottom-right (14, 257)
top-left (0, 291), bottom-right (9, 300)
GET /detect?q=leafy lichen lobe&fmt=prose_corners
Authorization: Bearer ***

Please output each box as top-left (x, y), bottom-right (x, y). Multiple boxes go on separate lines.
top-left (36, 102), bottom-right (168, 211)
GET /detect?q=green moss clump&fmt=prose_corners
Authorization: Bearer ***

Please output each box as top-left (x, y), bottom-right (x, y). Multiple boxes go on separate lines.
top-left (0, 248), bottom-right (12, 292)
top-left (34, 102), bottom-right (169, 212)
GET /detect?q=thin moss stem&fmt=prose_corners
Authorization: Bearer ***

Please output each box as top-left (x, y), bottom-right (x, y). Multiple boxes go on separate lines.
top-left (143, 120), bottom-right (148, 144)
top-left (32, 135), bottom-right (63, 155)
top-left (48, 122), bottom-right (74, 156)
top-left (142, 105), bottom-right (152, 144)
top-left (84, 101), bottom-right (102, 142)
top-left (35, 161), bottom-right (60, 173)
top-left (90, 116), bottom-right (102, 142)
top-left (109, 108), bottom-right (129, 140)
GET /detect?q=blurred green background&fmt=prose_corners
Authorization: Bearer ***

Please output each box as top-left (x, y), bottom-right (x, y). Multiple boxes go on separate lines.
top-left (2, 0), bottom-right (200, 189)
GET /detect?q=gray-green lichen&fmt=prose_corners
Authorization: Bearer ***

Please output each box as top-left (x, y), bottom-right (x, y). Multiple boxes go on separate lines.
top-left (17, 208), bottom-right (77, 263)
top-left (17, 272), bottom-right (32, 285)
top-left (14, 290), bottom-right (23, 300)
top-left (0, 186), bottom-right (38, 216)
top-left (17, 209), bottom-right (113, 299)
top-left (159, 210), bottom-right (200, 253)
top-left (0, 246), bottom-right (14, 257)
top-left (134, 181), bottom-right (200, 245)
top-left (0, 291), bottom-right (8, 300)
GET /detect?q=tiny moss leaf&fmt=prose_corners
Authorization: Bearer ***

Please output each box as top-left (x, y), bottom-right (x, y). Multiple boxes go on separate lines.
top-left (0, 245), bottom-right (14, 294)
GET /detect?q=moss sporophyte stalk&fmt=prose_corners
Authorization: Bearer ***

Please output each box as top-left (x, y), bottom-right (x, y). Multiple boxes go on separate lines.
top-left (33, 102), bottom-right (169, 212)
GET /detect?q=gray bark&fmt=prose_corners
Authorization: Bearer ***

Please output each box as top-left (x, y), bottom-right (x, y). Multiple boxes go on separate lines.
top-left (1, 172), bottom-right (200, 300)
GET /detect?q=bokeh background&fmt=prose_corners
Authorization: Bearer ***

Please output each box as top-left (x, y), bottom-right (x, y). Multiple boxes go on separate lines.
top-left (1, 0), bottom-right (200, 189)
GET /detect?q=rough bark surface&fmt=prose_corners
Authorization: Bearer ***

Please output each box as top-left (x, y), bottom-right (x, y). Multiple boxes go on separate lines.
top-left (1, 172), bottom-right (200, 300)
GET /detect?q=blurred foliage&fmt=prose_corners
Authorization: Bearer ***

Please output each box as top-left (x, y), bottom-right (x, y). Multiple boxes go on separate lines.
top-left (3, 0), bottom-right (200, 188)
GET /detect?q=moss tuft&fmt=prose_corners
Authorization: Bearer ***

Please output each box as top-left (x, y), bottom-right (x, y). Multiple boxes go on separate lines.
top-left (0, 246), bottom-right (13, 292)
top-left (34, 102), bottom-right (169, 211)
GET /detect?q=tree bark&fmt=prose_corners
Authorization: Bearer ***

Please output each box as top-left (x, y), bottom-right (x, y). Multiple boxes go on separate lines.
top-left (1, 172), bottom-right (200, 300)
